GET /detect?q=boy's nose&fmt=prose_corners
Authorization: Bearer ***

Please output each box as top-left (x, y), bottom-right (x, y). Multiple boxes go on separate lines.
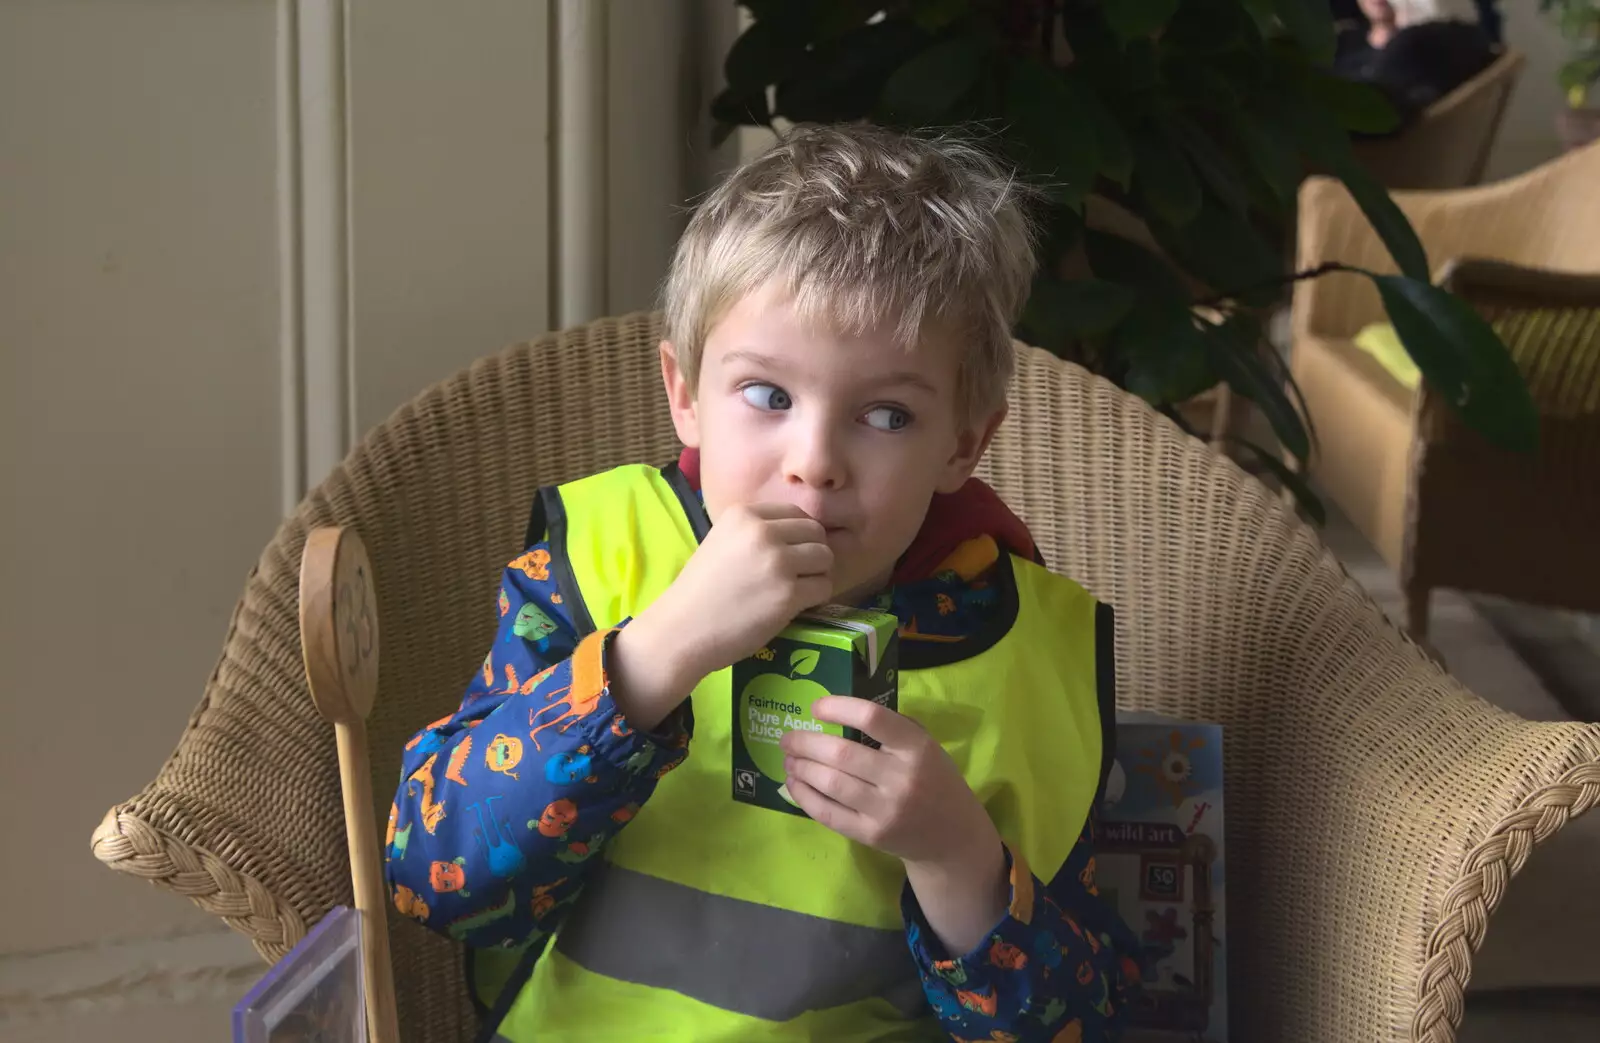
top-left (783, 428), bottom-right (845, 491)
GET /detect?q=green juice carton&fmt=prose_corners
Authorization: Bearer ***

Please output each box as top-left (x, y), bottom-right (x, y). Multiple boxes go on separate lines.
top-left (731, 604), bottom-right (899, 815)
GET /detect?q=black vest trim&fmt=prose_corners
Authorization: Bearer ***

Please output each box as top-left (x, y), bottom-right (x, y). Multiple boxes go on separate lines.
top-left (661, 460), bottom-right (712, 541)
top-left (540, 484), bottom-right (596, 638)
top-left (1093, 601), bottom-right (1118, 806)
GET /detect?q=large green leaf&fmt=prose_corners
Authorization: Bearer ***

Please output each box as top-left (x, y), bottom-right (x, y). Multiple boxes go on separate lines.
top-left (1131, 127), bottom-right (1202, 227)
top-left (879, 37), bottom-right (988, 125)
top-left (1078, 84), bottom-right (1135, 187)
top-left (1035, 204), bottom-right (1086, 270)
top-left (1106, 0), bottom-right (1182, 43)
top-left (1113, 303), bottom-right (1217, 405)
top-left (711, 85), bottom-right (771, 128)
top-left (1004, 59), bottom-right (1100, 207)
top-left (725, 18), bottom-right (806, 92)
top-left (1163, 0), bottom-right (1266, 54)
top-left (911, 0), bottom-right (970, 33)
top-left (1202, 315), bottom-right (1310, 461)
top-left (1239, 0), bottom-right (1278, 27)
top-left (1333, 163), bottom-right (1430, 282)
top-left (775, 21), bottom-right (926, 124)
top-left (738, 0), bottom-right (809, 30)
top-left (1229, 110), bottom-right (1302, 206)
top-left (1056, 13), bottom-right (1123, 83)
top-left (1265, 91), bottom-right (1430, 281)
top-left (1161, 53), bottom-right (1244, 111)
top-left (1368, 273), bottom-right (1540, 452)
top-left (1171, 119), bottom-right (1251, 215)
top-left (1084, 229), bottom-right (1188, 299)
top-left (1304, 68), bottom-right (1402, 134)
top-left (1021, 276), bottom-right (1139, 348)
top-left (1121, 38), bottom-right (1164, 91)
top-left (1156, 200), bottom-right (1285, 307)
top-left (1272, 0), bottom-right (1336, 63)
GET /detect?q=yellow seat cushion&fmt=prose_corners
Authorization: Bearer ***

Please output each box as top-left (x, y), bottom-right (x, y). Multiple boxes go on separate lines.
top-left (1352, 322), bottom-right (1421, 391)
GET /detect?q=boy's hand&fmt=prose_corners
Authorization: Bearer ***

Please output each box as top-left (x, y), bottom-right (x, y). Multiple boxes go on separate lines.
top-left (781, 697), bottom-right (1008, 952)
top-left (611, 503), bottom-right (832, 730)
top-left (779, 696), bottom-right (1000, 868)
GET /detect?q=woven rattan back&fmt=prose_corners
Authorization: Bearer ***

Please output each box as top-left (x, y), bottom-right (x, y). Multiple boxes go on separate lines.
top-left (93, 313), bottom-right (1600, 1043)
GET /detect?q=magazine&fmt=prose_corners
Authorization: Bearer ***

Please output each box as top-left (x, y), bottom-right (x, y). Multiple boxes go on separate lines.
top-left (1101, 711), bottom-right (1228, 1042)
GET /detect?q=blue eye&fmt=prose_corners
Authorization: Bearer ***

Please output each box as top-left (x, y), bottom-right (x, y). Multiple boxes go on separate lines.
top-left (863, 406), bottom-right (911, 431)
top-left (741, 383), bottom-right (792, 411)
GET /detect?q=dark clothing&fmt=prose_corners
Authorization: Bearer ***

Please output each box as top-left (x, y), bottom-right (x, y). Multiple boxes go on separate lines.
top-left (1335, 20), bottom-right (1497, 137)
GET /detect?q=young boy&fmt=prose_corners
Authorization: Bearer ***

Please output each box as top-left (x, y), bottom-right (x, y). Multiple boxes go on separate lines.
top-left (387, 123), bottom-right (1137, 1042)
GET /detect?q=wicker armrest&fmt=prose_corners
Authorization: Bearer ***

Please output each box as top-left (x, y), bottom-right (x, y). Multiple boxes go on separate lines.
top-left (1283, 629), bottom-right (1600, 1041)
top-left (983, 350), bottom-right (1600, 1042)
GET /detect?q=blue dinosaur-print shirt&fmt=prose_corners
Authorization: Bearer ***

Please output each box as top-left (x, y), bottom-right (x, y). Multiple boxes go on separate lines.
top-left (388, 509), bottom-right (1139, 1042)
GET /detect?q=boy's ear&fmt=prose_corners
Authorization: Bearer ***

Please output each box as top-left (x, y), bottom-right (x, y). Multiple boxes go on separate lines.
top-left (660, 340), bottom-right (701, 448)
top-left (936, 404), bottom-right (1006, 494)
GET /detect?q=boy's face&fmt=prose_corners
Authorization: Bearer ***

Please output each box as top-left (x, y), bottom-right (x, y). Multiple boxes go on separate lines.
top-left (662, 281), bottom-right (1003, 604)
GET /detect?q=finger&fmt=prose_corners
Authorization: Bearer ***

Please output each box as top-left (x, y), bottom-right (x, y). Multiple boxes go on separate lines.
top-left (763, 516), bottom-right (828, 546)
top-left (785, 755), bottom-right (876, 811)
top-left (811, 697), bottom-right (923, 750)
top-left (747, 502), bottom-right (816, 522)
top-left (785, 775), bottom-right (871, 837)
top-left (782, 541), bottom-right (833, 577)
top-left (781, 729), bottom-right (885, 783)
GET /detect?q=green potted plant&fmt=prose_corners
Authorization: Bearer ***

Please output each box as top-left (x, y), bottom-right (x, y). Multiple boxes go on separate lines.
top-left (1542, 0), bottom-right (1600, 149)
top-left (711, 0), bottom-right (1537, 519)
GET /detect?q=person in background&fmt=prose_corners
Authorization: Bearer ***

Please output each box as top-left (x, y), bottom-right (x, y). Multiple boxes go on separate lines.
top-left (1334, 0), bottom-right (1498, 136)
top-left (1472, 0), bottom-right (1503, 46)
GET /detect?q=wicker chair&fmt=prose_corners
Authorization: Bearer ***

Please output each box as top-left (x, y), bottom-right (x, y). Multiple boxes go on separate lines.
top-left (1291, 139), bottom-right (1600, 636)
top-left (1404, 259), bottom-right (1600, 635)
top-left (91, 314), bottom-right (1600, 1043)
top-left (1349, 48), bottom-right (1525, 191)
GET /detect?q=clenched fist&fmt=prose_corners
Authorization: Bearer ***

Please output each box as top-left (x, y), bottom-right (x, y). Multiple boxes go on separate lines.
top-left (610, 503), bottom-right (833, 730)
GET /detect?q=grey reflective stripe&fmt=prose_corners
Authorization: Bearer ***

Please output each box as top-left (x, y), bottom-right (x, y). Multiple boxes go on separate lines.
top-left (553, 862), bottom-right (928, 1022)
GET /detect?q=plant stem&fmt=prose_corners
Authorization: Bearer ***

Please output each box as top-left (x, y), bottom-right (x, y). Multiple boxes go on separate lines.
top-left (1195, 261), bottom-right (1357, 309)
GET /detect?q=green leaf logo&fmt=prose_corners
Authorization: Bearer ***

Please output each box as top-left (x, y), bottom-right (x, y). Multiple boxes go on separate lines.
top-left (789, 649), bottom-right (819, 677)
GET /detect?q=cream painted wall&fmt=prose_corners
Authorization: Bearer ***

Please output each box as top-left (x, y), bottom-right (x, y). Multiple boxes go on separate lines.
top-left (346, 0), bottom-right (553, 438)
top-left (1, 1), bottom-right (735, 1038)
top-left (1440, 0), bottom-right (1569, 179)
top-left (1, 0), bottom-right (288, 961)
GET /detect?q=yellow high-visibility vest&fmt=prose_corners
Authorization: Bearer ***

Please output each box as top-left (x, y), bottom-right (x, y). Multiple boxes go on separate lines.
top-left (483, 463), bottom-right (1110, 1041)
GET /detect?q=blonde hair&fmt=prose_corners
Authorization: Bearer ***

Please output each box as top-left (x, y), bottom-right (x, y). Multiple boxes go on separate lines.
top-left (662, 123), bottom-right (1039, 422)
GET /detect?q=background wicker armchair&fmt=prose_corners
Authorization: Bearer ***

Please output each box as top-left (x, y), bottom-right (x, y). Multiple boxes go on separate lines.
top-left (1404, 259), bottom-right (1600, 635)
top-left (91, 314), bottom-right (1600, 1043)
top-left (1290, 139), bottom-right (1600, 636)
top-left (1349, 48), bottom-right (1525, 191)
